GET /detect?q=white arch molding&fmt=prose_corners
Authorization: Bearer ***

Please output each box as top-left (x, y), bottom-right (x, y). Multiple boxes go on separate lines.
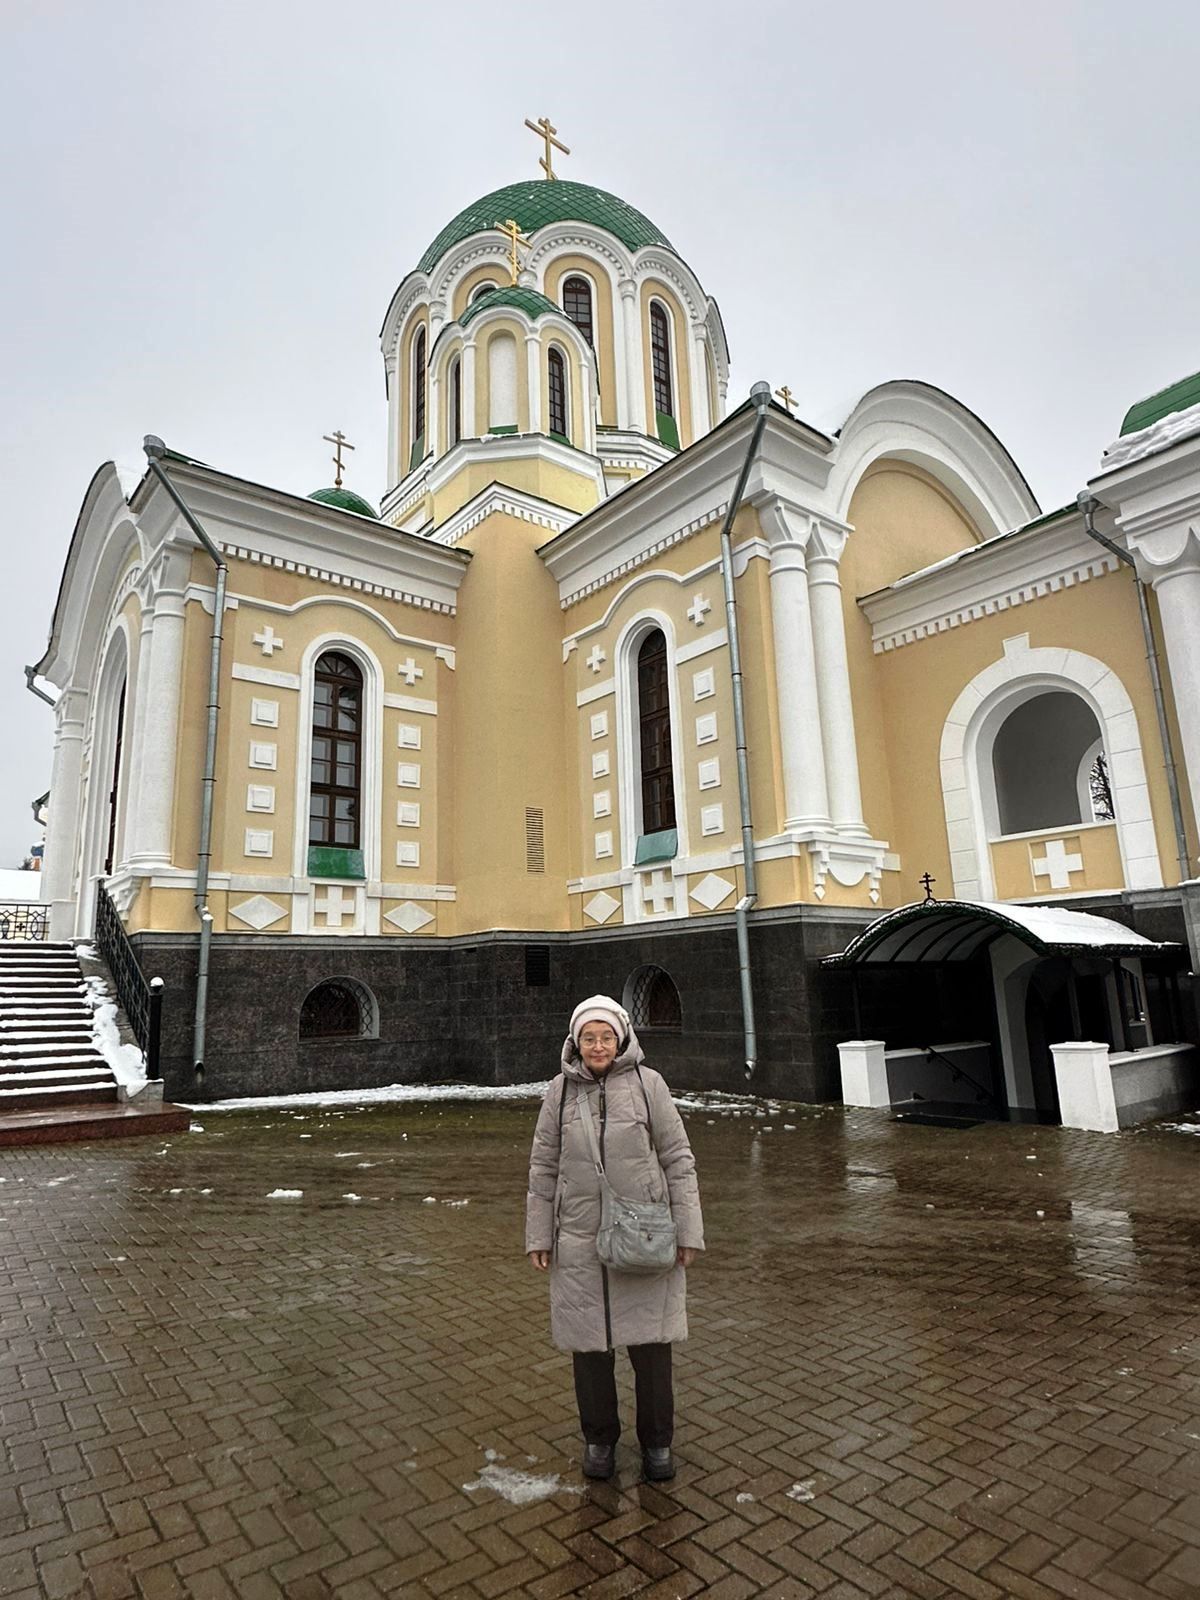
top-left (939, 634), bottom-right (1163, 898)
top-left (613, 608), bottom-right (690, 874)
top-left (77, 620), bottom-right (132, 935)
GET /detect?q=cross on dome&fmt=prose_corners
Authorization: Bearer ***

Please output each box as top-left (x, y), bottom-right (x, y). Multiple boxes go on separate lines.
top-left (495, 217), bottom-right (532, 285)
top-left (524, 115), bottom-right (570, 181)
top-left (322, 429), bottom-right (354, 489)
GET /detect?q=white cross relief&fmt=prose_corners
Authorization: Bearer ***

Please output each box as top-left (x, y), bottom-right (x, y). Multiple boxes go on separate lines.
top-left (641, 870), bottom-right (674, 916)
top-left (398, 657), bottom-right (424, 686)
top-left (253, 625), bottom-right (285, 657)
top-left (1031, 837), bottom-right (1084, 891)
top-left (314, 885), bottom-right (351, 927)
top-left (585, 645), bottom-right (607, 675)
top-left (687, 594), bottom-right (712, 627)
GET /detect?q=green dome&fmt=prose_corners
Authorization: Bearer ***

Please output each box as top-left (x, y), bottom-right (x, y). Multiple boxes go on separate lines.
top-left (458, 285), bottom-right (563, 328)
top-left (418, 180), bottom-right (673, 275)
top-left (307, 486), bottom-right (379, 519)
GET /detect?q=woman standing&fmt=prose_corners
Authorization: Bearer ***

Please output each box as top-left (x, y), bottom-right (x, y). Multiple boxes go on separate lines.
top-left (526, 994), bottom-right (704, 1482)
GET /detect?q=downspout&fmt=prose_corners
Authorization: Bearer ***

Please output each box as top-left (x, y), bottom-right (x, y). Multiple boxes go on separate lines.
top-left (143, 436), bottom-right (227, 1092)
top-left (1077, 492), bottom-right (1190, 883)
top-left (24, 665), bottom-right (58, 707)
top-left (718, 382), bottom-right (774, 1079)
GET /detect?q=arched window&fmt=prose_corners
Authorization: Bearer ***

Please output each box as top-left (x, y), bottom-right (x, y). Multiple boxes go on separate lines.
top-left (548, 347), bottom-right (568, 439)
top-left (637, 629), bottom-right (676, 834)
top-left (649, 301), bottom-right (674, 418)
top-left (299, 978), bottom-right (376, 1040)
top-left (625, 965), bottom-right (682, 1032)
top-left (991, 691), bottom-right (1105, 835)
top-left (450, 356), bottom-right (462, 446)
top-left (412, 327), bottom-right (427, 453)
top-left (563, 276), bottom-right (593, 347)
top-left (310, 651), bottom-right (362, 850)
top-left (471, 281), bottom-right (498, 302)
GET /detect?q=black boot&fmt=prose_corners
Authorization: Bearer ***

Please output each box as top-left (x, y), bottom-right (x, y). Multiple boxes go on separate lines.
top-left (582, 1443), bottom-right (615, 1480)
top-left (642, 1447), bottom-right (675, 1481)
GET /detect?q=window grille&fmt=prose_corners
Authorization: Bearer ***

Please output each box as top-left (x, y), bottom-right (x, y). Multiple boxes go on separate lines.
top-left (637, 630), bottom-right (676, 833)
top-left (299, 978), bottom-right (375, 1040)
top-left (524, 945), bottom-right (551, 986)
top-left (450, 357), bottom-right (462, 445)
top-left (627, 965), bottom-right (682, 1031)
top-left (548, 347), bottom-right (568, 438)
top-left (525, 806), bottom-right (545, 873)
top-left (309, 652), bottom-right (363, 849)
top-left (563, 276), bottom-right (594, 347)
top-left (650, 302), bottom-right (673, 417)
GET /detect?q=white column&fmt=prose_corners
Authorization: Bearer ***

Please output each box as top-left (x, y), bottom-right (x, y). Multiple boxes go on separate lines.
top-left (526, 333), bottom-right (542, 434)
top-left (768, 536), bottom-right (830, 829)
top-left (689, 326), bottom-right (709, 438)
top-left (619, 278), bottom-right (646, 434)
top-left (384, 354), bottom-right (399, 487)
top-left (462, 343), bottom-right (477, 441)
top-left (428, 365), bottom-right (442, 458)
top-left (42, 688), bottom-right (88, 941)
top-left (128, 590), bottom-right (186, 869)
top-left (1149, 556), bottom-right (1200, 843)
top-left (807, 525), bottom-right (868, 837)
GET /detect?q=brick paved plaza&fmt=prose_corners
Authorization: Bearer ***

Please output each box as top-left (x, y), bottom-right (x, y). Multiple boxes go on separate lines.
top-left (3, 1092), bottom-right (1200, 1600)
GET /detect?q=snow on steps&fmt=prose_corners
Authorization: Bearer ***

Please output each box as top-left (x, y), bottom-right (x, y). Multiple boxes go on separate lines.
top-left (0, 943), bottom-right (120, 1112)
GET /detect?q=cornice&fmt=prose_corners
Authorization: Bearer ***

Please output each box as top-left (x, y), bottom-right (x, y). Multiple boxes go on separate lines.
top-left (861, 514), bottom-right (1121, 653)
top-left (424, 431), bottom-right (606, 509)
top-left (431, 482), bottom-right (579, 549)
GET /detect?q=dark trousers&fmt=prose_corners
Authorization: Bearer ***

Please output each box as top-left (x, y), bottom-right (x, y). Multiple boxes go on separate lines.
top-left (572, 1343), bottom-right (673, 1449)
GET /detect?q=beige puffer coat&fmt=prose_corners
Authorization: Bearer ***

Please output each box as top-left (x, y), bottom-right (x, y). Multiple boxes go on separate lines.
top-left (525, 1028), bottom-right (705, 1353)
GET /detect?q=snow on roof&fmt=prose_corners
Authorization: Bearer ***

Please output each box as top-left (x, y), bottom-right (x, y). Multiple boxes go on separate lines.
top-left (0, 869), bottom-right (42, 902)
top-left (825, 898), bottom-right (1175, 965)
top-left (974, 900), bottom-right (1164, 950)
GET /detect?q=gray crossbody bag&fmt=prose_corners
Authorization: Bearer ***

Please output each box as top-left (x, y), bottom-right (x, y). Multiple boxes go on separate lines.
top-left (576, 1082), bottom-right (677, 1275)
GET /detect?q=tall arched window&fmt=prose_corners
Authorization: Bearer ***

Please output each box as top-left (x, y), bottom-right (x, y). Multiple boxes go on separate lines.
top-left (625, 965), bottom-right (682, 1032)
top-left (310, 652), bottom-right (363, 850)
top-left (649, 301), bottom-right (674, 419)
top-left (563, 276), bottom-right (593, 347)
top-left (637, 629), bottom-right (676, 833)
top-left (991, 691), bottom-right (1104, 835)
top-left (548, 347), bottom-right (568, 439)
top-left (412, 327), bottom-right (427, 454)
top-left (450, 357), bottom-right (462, 445)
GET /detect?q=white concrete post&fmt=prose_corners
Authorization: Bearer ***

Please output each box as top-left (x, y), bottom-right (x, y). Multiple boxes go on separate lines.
top-left (461, 342), bottom-right (477, 441)
top-left (42, 689), bottom-right (88, 941)
top-left (384, 353), bottom-right (399, 488)
top-left (619, 278), bottom-right (646, 434)
top-left (838, 1040), bottom-right (890, 1107)
top-left (764, 511), bottom-right (830, 830)
top-left (526, 333), bottom-right (542, 435)
top-left (807, 523), bottom-right (868, 837)
top-left (688, 325), bottom-right (708, 440)
top-left (1052, 1041), bottom-right (1118, 1133)
top-left (128, 589), bottom-right (186, 870)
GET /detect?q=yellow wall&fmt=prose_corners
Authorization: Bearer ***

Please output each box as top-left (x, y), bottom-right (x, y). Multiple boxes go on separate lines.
top-left (453, 265), bottom-right (506, 321)
top-left (991, 824), bottom-right (1123, 899)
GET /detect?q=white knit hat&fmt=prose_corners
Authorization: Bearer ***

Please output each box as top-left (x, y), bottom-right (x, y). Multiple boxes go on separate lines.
top-left (569, 994), bottom-right (630, 1048)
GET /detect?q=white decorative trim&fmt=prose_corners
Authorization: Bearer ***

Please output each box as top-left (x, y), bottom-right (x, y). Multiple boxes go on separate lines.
top-left (383, 692), bottom-right (437, 715)
top-left (675, 629), bottom-right (727, 666)
top-left (428, 480), bottom-right (579, 548)
top-left (385, 901), bottom-right (435, 933)
top-left (577, 678), bottom-right (615, 707)
top-left (229, 894), bottom-right (288, 930)
top-left (246, 785), bottom-right (275, 812)
top-left (560, 500), bottom-right (729, 608)
top-left (584, 890), bottom-right (621, 925)
top-left (939, 634), bottom-right (1163, 898)
top-left (863, 514), bottom-right (1120, 653)
top-left (807, 834), bottom-right (888, 904)
top-left (249, 742), bottom-right (277, 770)
top-left (590, 711), bottom-right (609, 739)
top-left (244, 828), bottom-right (274, 857)
top-left (397, 723), bottom-right (422, 748)
top-left (224, 545), bottom-right (456, 614)
top-left (698, 758), bottom-right (721, 789)
top-left (250, 698), bottom-right (279, 726)
top-left (233, 662), bottom-right (301, 690)
top-left (693, 667), bottom-right (715, 701)
top-left (434, 645), bottom-right (456, 669)
top-left (592, 751), bottom-right (610, 778)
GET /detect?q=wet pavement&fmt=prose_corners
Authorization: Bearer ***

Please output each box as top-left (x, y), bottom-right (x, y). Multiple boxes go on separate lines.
top-left (2, 1092), bottom-right (1200, 1599)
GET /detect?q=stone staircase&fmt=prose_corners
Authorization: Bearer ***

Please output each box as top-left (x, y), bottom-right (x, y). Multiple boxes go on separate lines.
top-left (0, 943), bottom-right (119, 1111)
top-left (0, 940), bottom-right (189, 1143)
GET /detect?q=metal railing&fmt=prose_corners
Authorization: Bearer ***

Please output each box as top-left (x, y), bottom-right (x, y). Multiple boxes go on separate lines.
top-left (0, 902), bottom-right (49, 942)
top-left (95, 883), bottom-right (163, 1078)
top-left (921, 1043), bottom-right (994, 1105)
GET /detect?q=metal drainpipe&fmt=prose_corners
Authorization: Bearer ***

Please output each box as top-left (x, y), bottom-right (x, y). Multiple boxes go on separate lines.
top-left (24, 665), bottom-right (58, 707)
top-left (143, 437), bottom-right (227, 1092)
top-left (1077, 492), bottom-right (1191, 883)
top-left (718, 382), bottom-right (774, 1079)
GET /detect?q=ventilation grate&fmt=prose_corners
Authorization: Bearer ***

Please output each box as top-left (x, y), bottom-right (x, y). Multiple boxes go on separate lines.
top-left (525, 806), bottom-right (545, 873)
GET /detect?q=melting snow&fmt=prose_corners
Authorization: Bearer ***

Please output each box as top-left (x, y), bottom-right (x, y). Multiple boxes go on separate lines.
top-left (787, 1481), bottom-right (816, 1502)
top-left (267, 1189), bottom-right (303, 1200)
top-left (181, 1081), bottom-right (552, 1111)
top-left (463, 1463), bottom-right (580, 1505)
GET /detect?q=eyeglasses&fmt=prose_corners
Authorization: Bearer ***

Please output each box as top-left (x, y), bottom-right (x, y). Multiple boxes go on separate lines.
top-left (579, 1032), bottom-right (617, 1047)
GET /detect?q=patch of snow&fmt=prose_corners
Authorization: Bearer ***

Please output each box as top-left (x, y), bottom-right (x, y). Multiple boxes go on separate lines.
top-left (463, 1463), bottom-right (580, 1505)
top-left (443, 1199), bottom-right (470, 1207)
top-left (267, 1189), bottom-right (303, 1199)
top-left (786, 1480), bottom-right (816, 1502)
top-left (343, 1194), bottom-right (362, 1202)
top-left (180, 1080), bottom-right (553, 1111)
top-left (736, 1492), bottom-right (755, 1504)
top-left (421, 1196), bottom-right (437, 1204)
top-left (1162, 1121), bottom-right (1200, 1135)
top-left (82, 973), bottom-right (146, 1092)
top-left (190, 1123), bottom-right (204, 1133)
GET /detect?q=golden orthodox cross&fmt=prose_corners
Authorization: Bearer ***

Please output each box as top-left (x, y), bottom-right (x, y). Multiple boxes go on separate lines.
top-left (496, 217), bottom-right (531, 285)
top-left (323, 429), bottom-right (354, 488)
top-left (524, 115), bottom-right (570, 181)
top-left (775, 385), bottom-right (797, 414)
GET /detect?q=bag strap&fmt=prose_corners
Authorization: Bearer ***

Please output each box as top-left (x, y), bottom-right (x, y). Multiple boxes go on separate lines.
top-left (634, 1065), bottom-right (658, 1155)
top-left (575, 1082), bottom-right (609, 1185)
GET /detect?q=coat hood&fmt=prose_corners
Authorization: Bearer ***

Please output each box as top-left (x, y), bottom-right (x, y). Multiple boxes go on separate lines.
top-left (560, 1026), bottom-right (646, 1081)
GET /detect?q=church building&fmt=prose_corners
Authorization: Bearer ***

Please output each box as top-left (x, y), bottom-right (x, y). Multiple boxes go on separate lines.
top-left (30, 124), bottom-right (1200, 1115)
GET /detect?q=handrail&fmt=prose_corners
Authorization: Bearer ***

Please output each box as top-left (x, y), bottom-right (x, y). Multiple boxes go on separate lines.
top-left (95, 883), bottom-right (163, 1078)
top-left (920, 1042), bottom-right (993, 1104)
top-left (0, 902), bottom-right (49, 942)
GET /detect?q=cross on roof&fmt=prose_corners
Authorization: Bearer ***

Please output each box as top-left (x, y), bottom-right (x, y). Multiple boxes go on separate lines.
top-left (919, 871), bottom-right (937, 902)
top-left (323, 429), bottom-right (354, 488)
top-left (495, 217), bottom-right (531, 285)
top-left (775, 385), bottom-right (797, 414)
top-left (524, 115), bottom-right (570, 181)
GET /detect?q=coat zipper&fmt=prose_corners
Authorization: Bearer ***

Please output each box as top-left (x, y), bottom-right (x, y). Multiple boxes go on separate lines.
top-left (598, 1078), bottom-right (613, 1350)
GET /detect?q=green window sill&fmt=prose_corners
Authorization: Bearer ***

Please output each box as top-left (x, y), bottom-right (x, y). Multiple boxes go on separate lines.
top-left (307, 845), bottom-right (366, 881)
top-left (634, 829), bottom-right (678, 866)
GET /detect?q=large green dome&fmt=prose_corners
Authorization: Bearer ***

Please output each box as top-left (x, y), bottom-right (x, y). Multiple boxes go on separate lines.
top-left (418, 180), bottom-right (673, 275)
top-left (307, 485), bottom-right (379, 519)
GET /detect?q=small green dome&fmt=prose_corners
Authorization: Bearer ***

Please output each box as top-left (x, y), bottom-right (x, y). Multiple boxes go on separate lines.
top-left (418, 179), bottom-right (673, 275)
top-left (307, 486), bottom-right (379, 519)
top-left (458, 285), bottom-right (564, 329)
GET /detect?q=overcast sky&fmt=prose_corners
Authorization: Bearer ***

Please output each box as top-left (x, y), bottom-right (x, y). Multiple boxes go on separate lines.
top-left (2, 0), bottom-right (1199, 868)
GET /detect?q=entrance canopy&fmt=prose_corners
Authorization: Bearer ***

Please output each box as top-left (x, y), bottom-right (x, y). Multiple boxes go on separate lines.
top-left (823, 899), bottom-right (1176, 967)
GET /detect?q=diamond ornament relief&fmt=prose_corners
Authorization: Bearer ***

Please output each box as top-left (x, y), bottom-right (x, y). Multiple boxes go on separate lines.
top-left (689, 873), bottom-right (735, 911)
top-left (583, 892), bottom-right (621, 924)
top-left (229, 895), bottom-right (288, 930)
top-left (385, 902), bottom-right (435, 933)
